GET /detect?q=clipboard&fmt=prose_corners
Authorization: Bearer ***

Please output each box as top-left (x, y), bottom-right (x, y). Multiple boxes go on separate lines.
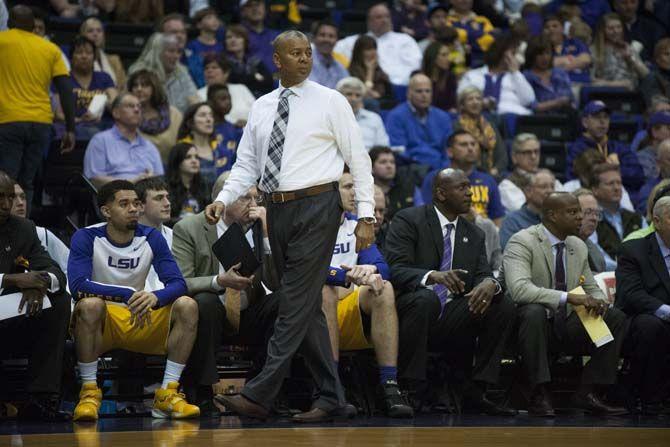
top-left (211, 223), bottom-right (260, 277)
top-left (570, 286), bottom-right (614, 348)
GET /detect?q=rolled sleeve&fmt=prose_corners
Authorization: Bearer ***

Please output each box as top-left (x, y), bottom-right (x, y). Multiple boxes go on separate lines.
top-left (654, 304), bottom-right (670, 321)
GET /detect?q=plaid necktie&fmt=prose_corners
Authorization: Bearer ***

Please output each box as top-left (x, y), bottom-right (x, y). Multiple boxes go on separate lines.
top-left (260, 88), bottom-right (293, 192)
top-left (434, 223), bottom-right (454, 317)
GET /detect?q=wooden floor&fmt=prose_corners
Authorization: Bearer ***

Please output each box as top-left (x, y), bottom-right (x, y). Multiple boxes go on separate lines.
top-left (2, 426), bottom-right (669, 447)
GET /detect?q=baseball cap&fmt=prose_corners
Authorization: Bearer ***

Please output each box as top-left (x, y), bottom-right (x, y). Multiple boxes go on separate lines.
top-left (648, 111), bottom-right (670, 128)
top-left (427, 3), bottom-right (449, 19)
top-left (582, 100), bottom-right (610, 117)
top-left (240, 0), bottom-right (262, 6)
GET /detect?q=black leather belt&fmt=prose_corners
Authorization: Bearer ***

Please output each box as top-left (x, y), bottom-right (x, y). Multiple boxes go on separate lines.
top-left (263, 182), bottom-right (338, 204)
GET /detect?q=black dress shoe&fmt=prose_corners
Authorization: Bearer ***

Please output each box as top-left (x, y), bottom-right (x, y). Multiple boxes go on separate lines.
top-left (292, 405), bottom-right (354, 423)
top-left (19, 396), bottom-right (71, 421)
top-left (215, 394), bottom-right (269, 420)
top-left (528, 387), bottom-right (555, 417)
top-left (198, 399), bottom-right (222, 418)
top-left (378, 380), bottom-right (414, 418)
top-left (464, 393), bottom-right (517, 417)
top-left (572, 392), bottom-right (628, 416)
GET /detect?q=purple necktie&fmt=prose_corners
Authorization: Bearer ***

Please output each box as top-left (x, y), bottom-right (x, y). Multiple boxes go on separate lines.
top-left (434, 223), bottom-right (454, 317)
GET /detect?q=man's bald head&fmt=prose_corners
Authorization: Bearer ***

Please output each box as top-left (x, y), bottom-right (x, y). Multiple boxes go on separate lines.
top-left (432, 168), bottom-right (472, 215)
top-left (9, 5), bottom-right (35, 32)
top-left (541, 192), bottom-right (583, 237)
top-left (541, 192), bottom-right (578, 216)
top-left (408, 73), bottom-right (433, 112)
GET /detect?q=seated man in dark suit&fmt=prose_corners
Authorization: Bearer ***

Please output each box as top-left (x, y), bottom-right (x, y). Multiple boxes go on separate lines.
top-left (385, 168), bottom-right (516, 415)
top-left (172, 174), bottom-right (279, 415)
top-left (503, 192), bottom-right (628, 417)
top-left (616, 196), bottom-right (670, 415)
top-left (0, 171), bottom-right (70, 421)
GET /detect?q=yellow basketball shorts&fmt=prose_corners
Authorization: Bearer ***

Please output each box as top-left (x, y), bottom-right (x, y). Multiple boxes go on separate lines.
top-left (99, 302), bottom-right (173, 356)
top-left (337, 288), bottom-right (372, 351)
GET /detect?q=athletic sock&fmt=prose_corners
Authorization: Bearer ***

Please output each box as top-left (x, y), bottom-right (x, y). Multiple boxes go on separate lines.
top-left (162, 360), bottom-right (186, 389)
top-left (78, 360), bottom-right (98, 384)
top-left (379, 366), bottom-right (398, 384)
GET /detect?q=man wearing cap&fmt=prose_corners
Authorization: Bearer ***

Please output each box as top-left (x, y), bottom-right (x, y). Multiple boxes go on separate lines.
top-left (637, 111), bottom-right (670, 181)
top-left (566, 100), bottom-right (644, 193)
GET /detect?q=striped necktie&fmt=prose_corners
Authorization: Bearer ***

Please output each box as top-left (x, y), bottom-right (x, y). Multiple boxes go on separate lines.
top-left (434, 223), bottom-right (454, 317)
top-left (260, 88), bottom-right (293, 192)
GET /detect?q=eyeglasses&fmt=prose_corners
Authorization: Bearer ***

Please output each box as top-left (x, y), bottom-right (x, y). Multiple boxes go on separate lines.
top-left (582, 208), bottom-right (603, 221)
top-left (516, 149), bottom-right (540, 156)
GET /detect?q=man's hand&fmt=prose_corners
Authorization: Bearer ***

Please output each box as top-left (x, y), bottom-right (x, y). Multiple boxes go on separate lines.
top-left (18, 288), bottom-right (45, 317)
top-left (465, 279), bottom-right (496, 315)
top-left (249, 205), bottom-right (268, 235)
top-left (567, 293), bottom-right (608, 316)
top-left (128, 291), bottom-right (159, 328)
top-left (427, 269), bottom-right (468, 295)
top-left (205, 201), bottom-right (226, 225)
top-left (216, 263), bottom-right (254, 290)
top-left (341, 264), bottom-right (377, 286)
top-left (365, 273), bottom-right (385, 296)
top-left (60, 131), bottom-right (75, 154)
top-left (3, 272), bottom-right (51, 290)
top-left (132, 170), bottom-right (153, 183)
top-left (354, 220), bottom-right (375, 252)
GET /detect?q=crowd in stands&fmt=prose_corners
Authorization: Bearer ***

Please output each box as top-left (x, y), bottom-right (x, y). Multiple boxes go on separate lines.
top-left (1, 0), bottom-right (670, 422)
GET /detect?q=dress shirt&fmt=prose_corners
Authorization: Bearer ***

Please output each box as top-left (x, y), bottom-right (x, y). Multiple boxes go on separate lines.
top-left (420, 208), bottom-right (501, 295)
top-left (334, 31), bottom-right (422, 85)
top-left (309, 50), bottom-right (349, 90)
top-left (543, 226), bottom-right (569, 307)
top-left (589, 231), bottom-right (617, 271)
top-left (83, 126), bottom-right (164, 181)
top-left (457, 66), bottom-right (536, 115)
top-left (210, 219), bottom-right (271, 309)
top-left (165, 65), bottom-right (198, 113)
top-left (355, 108), bottom-right (390, 150)
top-left (602, 208), bottom-right (624, 239)
top-left (653, 233), bottom-right (670, 321)
top-left (216, 80), bottom-right (374, 218)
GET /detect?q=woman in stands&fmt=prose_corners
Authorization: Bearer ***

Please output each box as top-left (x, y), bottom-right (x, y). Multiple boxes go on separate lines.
top-left (421, 41), bottom-right (458, 112)
top-left (197, 54), bottom-right (256, 128)
top-left (543, 15), bottom-right (592, 84)
top-left (177, 102), bottom-right (233, 186)
top-left (591, 13), bottom-right (649, 89)
top-left (127, 69), bottom-right (182, 164)
top-left (453, 86), bottom-right (507, 179)
top-left (224, 24), bottom-right (273, 98)
top-left (348, 35), bottom-right (394, 110)
top-left (523, 36), bottom-right (575, 113)
top-left (129, 33), bottom-right (200, 113)
top-left (640, 38), bottom-right (670, 107)
top-left (166, 142), bottom-right (210, 222)
top-left (79, 16), bottom-right (126, 88)
top-left (53, 35), bottom-right (118, 140)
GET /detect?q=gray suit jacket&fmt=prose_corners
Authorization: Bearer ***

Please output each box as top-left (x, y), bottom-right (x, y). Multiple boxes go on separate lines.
top-left (502, 224), bottom-right (606, 315)
top-left (171, 211), bottom-right (278, 296)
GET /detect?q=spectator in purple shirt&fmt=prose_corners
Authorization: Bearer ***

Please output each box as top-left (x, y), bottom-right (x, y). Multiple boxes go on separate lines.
top-left (186, 8), bottom-right (224, 65)
top-left (83, 93), bottom-right (164, 189)
top-left (543, 15), bottom-right (592, 84)
top-left (523, 36), bottom-right (574, 113)
top-left (308, 20), bottom-right (348, 90)
top-left (240, 0), bottom-right (280, 74)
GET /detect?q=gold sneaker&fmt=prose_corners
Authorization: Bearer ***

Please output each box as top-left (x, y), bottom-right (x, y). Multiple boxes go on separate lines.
top-left (152, 382), bottom-right (200, 419)
top-left (73, 382), bottom-right (102, 422)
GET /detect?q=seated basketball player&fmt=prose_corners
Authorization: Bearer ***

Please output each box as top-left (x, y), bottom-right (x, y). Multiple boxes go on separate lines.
top-left (322, 171), bottom-right (413, 418)
top-left (68, 180), bottom-right (200, 421)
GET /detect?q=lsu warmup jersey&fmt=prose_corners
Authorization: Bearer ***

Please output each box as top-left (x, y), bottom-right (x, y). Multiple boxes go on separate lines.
top-left (326, 213), bottom-right (390, 286)
top-left (67, 223), bottom-right (187, 307)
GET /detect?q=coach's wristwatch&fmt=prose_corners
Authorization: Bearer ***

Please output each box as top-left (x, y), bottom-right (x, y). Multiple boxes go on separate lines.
top-left (359, 217), bottom-right (375, 224)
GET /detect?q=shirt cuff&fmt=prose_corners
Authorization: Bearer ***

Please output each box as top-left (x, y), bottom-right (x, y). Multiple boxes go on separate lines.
top-left (47, 273), bottom-right (60, 293)
top-left (654, 304), bottom-right (670, 321)
top-left (211, 275), bottom-right (225, 292)
top-left (559, 292), bottom-right (568, 307)
top-left (0, 273), bottom-right (4, 295)
top-left (421, 271), bottom-right (434, 288)
top-left (485, 277), bottom-right (502, 295)
top-left (262, 237), bottom-right (271, 255)
top-left (356, 202), bottom-right (374, 219)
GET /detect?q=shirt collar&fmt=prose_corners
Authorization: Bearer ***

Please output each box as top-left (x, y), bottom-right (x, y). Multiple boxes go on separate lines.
top-left (279, 79), bottom-right (307, 98)
top-left (542, 224), bottom-right (565, 247)
top-left (111, 125), bottom-right (142, 144)
top-left (434, 206), bottom-right (459, 231)
top-left (656, 232), bottom-right (670, 259)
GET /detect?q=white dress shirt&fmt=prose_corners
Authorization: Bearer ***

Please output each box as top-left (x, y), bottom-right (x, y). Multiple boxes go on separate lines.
top-left (216, 79), bottom-right (374, 218)
top-left (457, 66), bottom-right (536, 115)
top-left (334, 31), bottom-right (422, 86)
top-left (356, 108), bottom-right (390, 150)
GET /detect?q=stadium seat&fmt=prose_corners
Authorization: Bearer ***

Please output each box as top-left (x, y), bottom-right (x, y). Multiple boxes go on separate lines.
top-left (514, 114), bottom-right (577, 142)
top-left (580, 86), bottom-right (644, 115)
top-left (538, 140), bottom-right (567, 181)
top-left (609, 117), bottom-right (641, 144)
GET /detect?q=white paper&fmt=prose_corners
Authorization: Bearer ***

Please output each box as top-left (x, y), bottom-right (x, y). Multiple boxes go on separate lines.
top-left (88, 94), bottom-right (107, 119)
top-left (0, 292), bottom-right (52, 321)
